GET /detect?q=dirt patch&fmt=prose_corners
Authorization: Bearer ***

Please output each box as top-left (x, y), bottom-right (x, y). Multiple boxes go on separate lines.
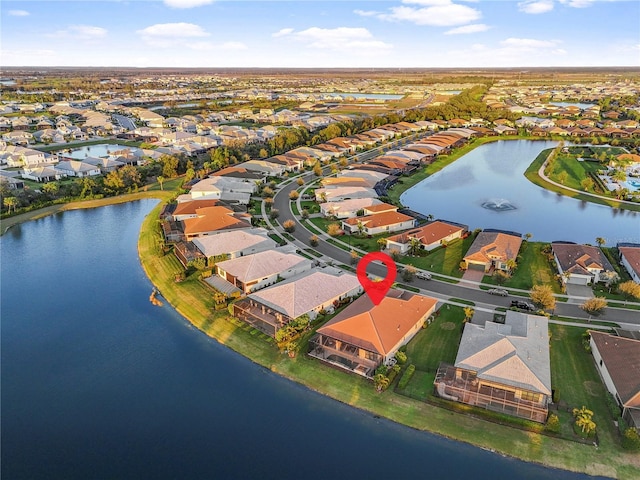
top-left (440, 322), bottom-right (456, 331)
top-left (583, 380), bottom-right (600, 397)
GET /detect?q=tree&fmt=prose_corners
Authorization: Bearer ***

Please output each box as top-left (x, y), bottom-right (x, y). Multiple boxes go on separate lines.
top-left (408, 237), bottom-right (422, 256)
top-left (261, 186), bottom-right (274, 198)
top-left (530, 284), bottom-right (556, 311)
top-left (600, 271), bottom-right (619, 292)
top-left (269, 209), bottom-right (279, 219)
top-left (493, 270), bottom-right (510, 285)
top-left (505, 258), bottom-right (517, 273)
top-left (618, 280), bottom-right (640, 303)
top-left (42, 182), bottom-right (59, 196)
top-left (300, 209), bottom-right (309, 220)
top-left (612, 169), bottom-right (627, 183)
top-left (401, 265), bottom-right (416, 282)
top-left (557, 171), bottom-right (569, 185)
top-left (160, 155), bottom-right (179, 178)
top-left (373, 373), bottom-right (390, 392)
top-left (157, 175), bottom-right (165, 191)
top-left (524, 233), bottom-right (532, 242)
top-left (3, 196), bottom-right (17, 214)
top-left (350, 249), bottom-right (359, 265)
top-left (463, 306), bottom-right (474, 323)
top-left (309, 235), bottom-right (319, 247)
top-left (572, 406), bottom-right (596, 436)
top-left (595, 237), bottom-right (606, 248)
top-left (296, 177), bottom-right (304, 186)
top-left (356, 220), bottom-right (366, 237)
top-left (283, 219), bottom-right (296, 233)
top-left (580, 177), bottom-right (594, 191)
top-left (327, 223), bottom-right (341, 236)
top-left (289, 190), bottom-right (299, 200)
top-left (581, 297), bottom-right (607, 319)
top-left (313, 162), bottom-right (323, 177)
top-left (377, 238), bottom-right (387, 251)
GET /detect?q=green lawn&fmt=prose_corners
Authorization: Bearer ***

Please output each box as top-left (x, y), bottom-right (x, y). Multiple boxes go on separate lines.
top-left (405, 305), bottom-right (465, 371)
top-left (299, 201), bottom-right (320, 214)
top-left (548, 154), bottom-right (603, 191)
top-left (398, 234), bottom-right (477, 278)
top-left (549, 324), bottom-right (620, 452)
top-left (481, 242), bottom-right (562, 292)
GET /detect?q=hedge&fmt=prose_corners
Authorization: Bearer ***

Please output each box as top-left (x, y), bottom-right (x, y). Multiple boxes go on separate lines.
top-left (397, 364), bottom-right (416, 390)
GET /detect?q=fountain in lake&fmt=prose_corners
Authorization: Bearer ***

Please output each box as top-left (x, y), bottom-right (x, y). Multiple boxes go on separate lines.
top-left (481, 198), bottom-right (517, 211)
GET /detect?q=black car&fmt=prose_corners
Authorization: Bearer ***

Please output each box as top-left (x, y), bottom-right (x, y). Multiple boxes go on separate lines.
top-left (510, 300), bottom-right (536, 311)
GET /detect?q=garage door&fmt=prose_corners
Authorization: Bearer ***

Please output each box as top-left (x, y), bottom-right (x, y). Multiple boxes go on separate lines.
top-left (468, 262), bottom-right (486, 272)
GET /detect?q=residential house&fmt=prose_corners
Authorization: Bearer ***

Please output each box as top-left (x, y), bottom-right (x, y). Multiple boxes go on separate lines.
top-left (551, 242), bottom-right (615, 285)
top-left (181, 205), bottom-right (252, 240)
top-left (315, 186), bottom-right (378, 202)
top-left (342, 210), bottom-right (416, 236)
top-left (309, 290), bottom-right (438, 377)
top-left (590, 331), bottom-right (640, 430)
top-left (21, 166), bottom-right (65, 182)
top-left (215, 249), bottom-right (313, 294)
top-left (232, 267), bottom-right (362, 336)
top-left (54, 160), bottom-right (101, 178)
top-left (171, 198), bottom-right (220, 221)
top-left (240, 159), bottom-right (286, 177)
top-left (320, 198), bottom-right (383, 219)
top-left (192, 228), bottom-right (277, 259)
top-left (386, 220), bottom-right (468, 254)
top-left (435, 310), bottom-right (551, 423)
top-left (83, 156), bottom-right (125, 173)
top-left (189, 176), bottom-right (256, 204)
top-left (617, 243), bottom-right (640, 283)
top-left (463, 230), bottom-right (522, 272)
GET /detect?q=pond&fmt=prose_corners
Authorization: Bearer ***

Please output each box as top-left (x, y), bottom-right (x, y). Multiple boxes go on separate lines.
top-left (549, 102), bottom-right (595, 109)
top-left (400, 140), bottom-right (640, 245)
top-left (66, 143), bottom-right (133, 159)
top-left (0, 201), bottom-right (598, 479)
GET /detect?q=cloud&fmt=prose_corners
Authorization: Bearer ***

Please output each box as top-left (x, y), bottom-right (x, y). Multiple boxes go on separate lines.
top-left (137, 22), bottom-right (210, 38)
top-left (500, 37), bottom-right (559, 48)
top-left (272, 28), bottom-right (294, 38)
top-left (286, 27), bottom-right (392, 51)
top-left (353, 9), bottom-right (379, 17)
top-left (8, 10), bottom-right (30, 16)
top-left (558, 0), bottom-right (595, 7)
top-left (49, 25), bottom-right (107, 39)
top-left (361, 0), bottom-right (482, 27)
top-left (445, 23), bottom-right (490, 34)
top-left (163, 0), bottom-right (215, 8)
top-left (518, 0), bottom-right (554, 13)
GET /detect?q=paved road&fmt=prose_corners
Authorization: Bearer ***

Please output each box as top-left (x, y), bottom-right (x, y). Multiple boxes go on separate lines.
top-left (271, 166), bottom-right (640, 328)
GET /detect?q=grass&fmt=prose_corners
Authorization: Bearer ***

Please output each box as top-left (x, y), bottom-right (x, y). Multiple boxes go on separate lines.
top-left (524, 148), bottom-right (640, 212)
top-left (299, 201), bottom-right (320, 214)
top-left (482, 242), bottom-right (563, 293)
top-left (547, 154), bottom-right (603, 191)
top-left (134, 193), bottom-right (640, 479)
top-left (404, 305), bottom-right (465, 371)
top-left (397, 234), bottom-right (477, 278)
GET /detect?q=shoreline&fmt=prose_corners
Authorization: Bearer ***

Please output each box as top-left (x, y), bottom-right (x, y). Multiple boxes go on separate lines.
top-left (136, 201), bottom-right (638, 479)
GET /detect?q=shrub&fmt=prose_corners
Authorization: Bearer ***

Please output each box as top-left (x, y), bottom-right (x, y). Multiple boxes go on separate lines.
top-left (605, 392), bottom-right (622, 419)
top-left (622, 427), bottom-right (640, 451)
top-left (375, 365), bottom-right (389, 376)
top-left (397, 364), bottom-right (416, 390)
top-left (269, 209), bottom-right (280, 219)
top-left (552, 388), bottom-right (560, 404)
top-left (301, 209), bottom-right (309, 219)
top-left (545, 413), bottom-right (561, 434)
top-left (394, 350), bottom-right (407, 365)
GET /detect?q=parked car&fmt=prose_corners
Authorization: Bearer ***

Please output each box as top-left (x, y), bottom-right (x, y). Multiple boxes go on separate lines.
top-left (488, 288), bottom-right (508, 296)
top-left (510, 300), bottom-right (536, 311)
top-left (416, 271), bottom-right (432, 280)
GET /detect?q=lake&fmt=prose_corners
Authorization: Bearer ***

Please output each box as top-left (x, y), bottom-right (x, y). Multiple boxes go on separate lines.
top-left (549, 102), bottom-right (595, 109)
top-left (0, 201), bottom-right (600, 479)
top-left (400, 140), bottom-right (640, 245)
top-left (67, 143), bottom-right (133, 159)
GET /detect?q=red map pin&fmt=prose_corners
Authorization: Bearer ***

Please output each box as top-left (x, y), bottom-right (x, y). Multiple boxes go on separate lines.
top-left (356, 251), bottom-right (397, 306)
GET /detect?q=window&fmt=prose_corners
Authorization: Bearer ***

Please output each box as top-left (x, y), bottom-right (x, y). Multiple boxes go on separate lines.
top-left (520, 391), bottom-right (540, 403)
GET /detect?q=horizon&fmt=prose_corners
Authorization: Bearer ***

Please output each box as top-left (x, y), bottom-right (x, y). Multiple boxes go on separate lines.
top-left (2, 0), bottom-right (639, 69)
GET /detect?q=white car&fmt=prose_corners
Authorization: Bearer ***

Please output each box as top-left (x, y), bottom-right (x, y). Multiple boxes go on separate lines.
top-left (488, 288), bottom-right (508, 296)
top-left (416, 271), bottom-right (432, 280)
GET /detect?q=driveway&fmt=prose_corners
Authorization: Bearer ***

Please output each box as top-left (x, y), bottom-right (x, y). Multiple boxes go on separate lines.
top-left (461, 268), bottom-right (485, 288)
top-left (565, 284), bottom-right (594, 303)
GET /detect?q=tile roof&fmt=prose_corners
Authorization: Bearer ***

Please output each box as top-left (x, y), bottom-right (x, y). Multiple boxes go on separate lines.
top-left (216, 250), bottom-right (311, 282)
top-left (464, 231), bottom-right (522, 264)
top-left (551, 242), bottom-right (614, 276)
top-left (182, 206), bottom-right (251, 236)
top-left (317, 290), bottom-right (437, 355)
top-left (173, 199), bottom-right (219, 217)
top-left (590, 331), bottom-right (640, 408)
top-left (387, 220), bottom-right (466, 246)
top-left (247, 268), bottom-right (361, 319)
top-left (344, 211), bottom-right (414, 229)
top-left (618, 246), bottom-right (640, 278)
top-left (192, 228), bottom-right (276, 257)
top-left (455, 311), bottom-right (551, 395)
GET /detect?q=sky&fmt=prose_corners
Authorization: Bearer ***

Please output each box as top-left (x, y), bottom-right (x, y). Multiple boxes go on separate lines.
top-left (1, 0), bottom-right (639, 68)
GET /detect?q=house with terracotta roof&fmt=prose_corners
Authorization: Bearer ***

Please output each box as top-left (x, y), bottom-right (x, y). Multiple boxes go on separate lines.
top-left (232, 267), bottom-right (362, 337)
top-left (590, 331), bottom-right (640, 430)
top-left (435, 311), bottom-right (551, 423)
top-left (171, 198), bottom-right (220, 221)
top-left (386, 220), bottom-right (468, 254)
top-left (309, 290), bottom-right (438, 377)
top-left (463, 230), bottom-right (522, 273)
top-left (181, 206), bottom-right (252, 240)
top-left (551, 242), bottom-right (615, 285)
top-left (618, 243), bottom-right (640, 283)
top-left (192, 228), bottom-right (277, 259)
top-left (215, 249), bottom-right (313, 294)
top-left (342, 210), bottom-right (415, 236)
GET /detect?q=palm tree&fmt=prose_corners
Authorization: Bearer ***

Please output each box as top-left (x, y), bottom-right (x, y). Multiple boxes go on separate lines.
top-left (524, 233), bottom-right (532, 242)
top-left (595, 237), bottom-right (606, 248)
top-left (157, 175), bottom-right (165, 191)
top-left (505, 258), bottom-right (517, 274)
top-left (463, 307), bottom-right (474, 323)
top-left (408, 237), bottom-right (422, 256)
top-left (356, 220), bottom-right (366, 237)
top-left (3, 196), bottom-right (17, 214)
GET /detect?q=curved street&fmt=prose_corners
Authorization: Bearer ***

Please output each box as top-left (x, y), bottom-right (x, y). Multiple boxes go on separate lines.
top-left (267, 155), bottom-right (640, 329)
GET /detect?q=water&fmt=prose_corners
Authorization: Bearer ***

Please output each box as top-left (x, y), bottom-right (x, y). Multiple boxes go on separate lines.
top-left (549, 102), bottom-right (595, 109)
top-left (0, 201), bottom-right (601, 479)
top-left (400, 140), bottom-right (640, 245)
top-left (66, 143), bottom-right (133, 159)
